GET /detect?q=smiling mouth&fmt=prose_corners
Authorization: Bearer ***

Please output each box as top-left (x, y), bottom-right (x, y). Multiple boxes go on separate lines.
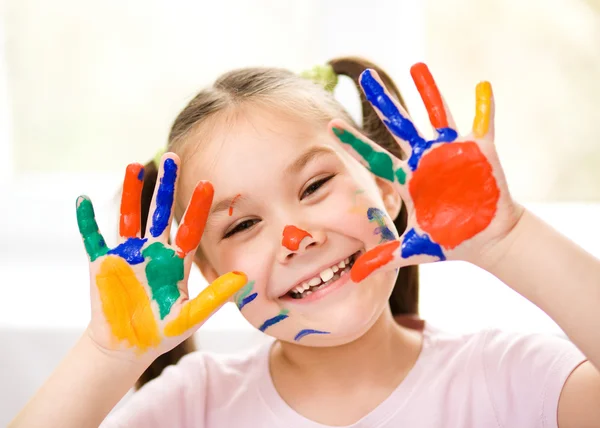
top-left (285, 250), bottom-right (362, 300)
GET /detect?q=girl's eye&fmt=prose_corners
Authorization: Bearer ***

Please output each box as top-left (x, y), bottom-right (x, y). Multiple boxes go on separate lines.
top-left (301, 175), bottom-right (335, 200)
top-left (223, 219), bottom-right (260, 239)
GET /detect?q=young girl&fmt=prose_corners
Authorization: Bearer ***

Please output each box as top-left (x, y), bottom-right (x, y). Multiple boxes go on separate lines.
top-left (11, 57), bottom-right (600, 427)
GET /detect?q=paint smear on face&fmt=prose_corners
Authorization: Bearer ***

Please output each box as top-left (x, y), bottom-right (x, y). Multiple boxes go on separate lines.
top-left (282, 226), bottom-right (312, 251)
top-left (294, 329), bottom-right (330, 341)
top-left (350, 240), bottom-right (400, 283)
top-left (175, 181), bottom-right (214, 258)
top-left (120, 163), bottom-right (144, 238)
top-left (165, 271), bottom-right (247, 337)
top-left (107, 237), bottom-right (147, 265)
top-left (367, 207), bottom-right (396, 243)
top-left (259, 309), bottom-right (290, 332)
top-left (332, 127), bottom-right (395, 182)
top-left (360, 70), bottom-right (457, 171)
top-left (473, 81), bottom-right (492, 138)
top-left (96, 256), bottom-right (161, 352)
top-left (228, 194), bottom-right (242, 216)
top-left (409, 142), bottom-right (499, 249)
top-left (235, 280), bottom-right (258, 311)
top-left (142, 242), bottom-right (183, 319)
top-left (401, 228), bottom-right (445, 261)
top-left (76, 197), bottom-right (108, 262)
top-left (150, 158), bottom-right (177, 238)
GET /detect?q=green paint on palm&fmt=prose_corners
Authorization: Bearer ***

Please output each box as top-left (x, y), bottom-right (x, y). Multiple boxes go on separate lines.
top-left (76, 197), bottom-right (108, 261)
top-left (333, 127), bottom-right (395, 182)
top-left (142, 242), bottom-right (183, 319)
top-left (395, 167), bottom-right (406, 185)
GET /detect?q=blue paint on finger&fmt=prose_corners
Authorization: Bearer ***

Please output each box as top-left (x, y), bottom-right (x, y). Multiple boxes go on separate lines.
top-left (401, 228), bottom-right (446, 261)
top-left (150, 158), bottom-right (177, 237)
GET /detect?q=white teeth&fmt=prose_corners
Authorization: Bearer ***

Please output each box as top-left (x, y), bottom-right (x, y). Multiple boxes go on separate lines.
top-left (332, 265), bottom-right (339, 273)
top-left (344, 258), bottom-right (350, 264)
top-left (308, 277), bottom-right (321, 287)
top-left (339, 260), bottom-right (345, 269)
top-left (320, 267), bottom-right (334, 282)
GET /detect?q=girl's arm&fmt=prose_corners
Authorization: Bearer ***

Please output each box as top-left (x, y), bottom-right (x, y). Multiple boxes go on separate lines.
top-left (10, 331), bottom-right (150, 428)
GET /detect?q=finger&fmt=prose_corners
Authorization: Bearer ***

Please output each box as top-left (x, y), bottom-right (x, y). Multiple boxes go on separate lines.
top-left (350, 228), bottom-right (447, 283)
top-left (359, 68), bottom-right (424, 159)
top-left (76, 196), bottom-right (109, 262)
top-left (175, 181), bottom-right (214, 258)
top-left (472, 81), bottom-right (494, 140)
top-left (146, 153), bottom-right (179, 241)
top-left (164, 271), bottom-right (248, 337)
top-left (329, 119), bottom-right (408, 186)
top-left (410, 63), bottom-right (458, 142)
top-left (119, 163), bottom-right (145, 239)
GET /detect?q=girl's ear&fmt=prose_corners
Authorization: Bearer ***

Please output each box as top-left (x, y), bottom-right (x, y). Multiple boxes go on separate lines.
top-left (193, 251), bottom-right (219, 284)
top-left (374, 176), bottom-right (402, 221)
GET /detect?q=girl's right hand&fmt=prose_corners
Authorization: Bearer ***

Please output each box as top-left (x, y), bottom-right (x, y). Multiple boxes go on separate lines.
top-left (76, 153), bottom-right (247, 362)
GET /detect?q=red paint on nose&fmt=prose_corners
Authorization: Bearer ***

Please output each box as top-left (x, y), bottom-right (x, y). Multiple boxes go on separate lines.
top-left (282, 225), bottom-right (312, 251)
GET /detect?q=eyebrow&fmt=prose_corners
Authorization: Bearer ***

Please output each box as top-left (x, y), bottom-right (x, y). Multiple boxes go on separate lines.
top-left (209, 146), bottom-right (336, 217)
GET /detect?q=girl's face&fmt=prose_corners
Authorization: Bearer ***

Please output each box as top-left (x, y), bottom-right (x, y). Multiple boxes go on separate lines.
top-left (179, 106), bottom-right (401, 346)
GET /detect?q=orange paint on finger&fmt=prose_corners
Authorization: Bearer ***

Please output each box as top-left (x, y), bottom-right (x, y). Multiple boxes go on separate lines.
top-left (282, 225), bottom-right (312, 251)
top-left (350, 240), bottom-right (400, 283)
top-left (409, 142), bottom-right (500, 249)
top-left (473, 81), bottom-right (492, 138)
top-left (228, 194), bottom-right (242, 216)
top-left (410, 63), bottom-right (448, 129)
top-left (176, 181), bottom-right (214, 257)
top-left (96, 256), bottom-right (161, 352)
top-left (164, 271), bottom-right (247, 336)
top-left (120, 164), bottom-right (144, 238)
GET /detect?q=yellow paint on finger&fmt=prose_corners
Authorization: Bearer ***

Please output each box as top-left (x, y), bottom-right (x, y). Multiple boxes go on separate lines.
top-left (165, 271), bottom-right (248, 337)
top-left (472, 81), bottom-right (492, 138)
top-left (96, 256), bottom-right (161, 352)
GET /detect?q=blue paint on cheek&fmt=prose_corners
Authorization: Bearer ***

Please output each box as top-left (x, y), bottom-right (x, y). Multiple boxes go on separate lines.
top-left (401, 228), bottom-right (446, 261)
top-left (258, 311), bottom-right (289, 332)
top-left (368, 207), bottom-right (396, 243)
top-left (150, 158), bottom-right (177, 237)
top-left (107, 237), bottom-right (148, 265)
top-left (238, 293), bottom-right (257, 310)
top-left (294, 329), bottom-right (330, 341)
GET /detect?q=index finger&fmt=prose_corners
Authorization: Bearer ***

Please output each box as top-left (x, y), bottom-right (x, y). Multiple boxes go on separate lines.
top-left (175, 181), bottom-right (214, 258)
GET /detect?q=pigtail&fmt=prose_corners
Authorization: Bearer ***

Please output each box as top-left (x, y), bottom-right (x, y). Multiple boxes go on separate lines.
top-left (329, 57), bottom-right (420, 315)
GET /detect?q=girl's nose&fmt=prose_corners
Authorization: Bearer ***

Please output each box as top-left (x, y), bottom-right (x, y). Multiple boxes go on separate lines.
top-left (278, 225), bottom-right (325, 262)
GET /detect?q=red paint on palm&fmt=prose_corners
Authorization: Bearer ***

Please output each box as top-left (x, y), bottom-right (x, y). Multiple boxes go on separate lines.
top-left (409, 142), bottom-right (499, 249)
top-left (350, 240), bottom-right (400, 283)
top-left (410, 63), bottom-right (448, 129)
top-left (176, 181), bottom-right (214, 256)
top-left (282, 225), bottom-right (312, 251)
top-left (120, 163), bottom-right (144, 238)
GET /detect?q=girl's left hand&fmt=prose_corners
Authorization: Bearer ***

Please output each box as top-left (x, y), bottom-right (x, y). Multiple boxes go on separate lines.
top-left (330, 63), bottom-right (523, 283)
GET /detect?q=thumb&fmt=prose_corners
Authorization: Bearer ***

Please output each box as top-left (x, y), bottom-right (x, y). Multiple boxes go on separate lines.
top-left (164, 271), bottom-right (248, 337)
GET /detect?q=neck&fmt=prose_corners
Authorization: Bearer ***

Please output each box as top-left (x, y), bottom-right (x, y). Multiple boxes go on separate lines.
top-left (270, 308), bottom-right (423, 390)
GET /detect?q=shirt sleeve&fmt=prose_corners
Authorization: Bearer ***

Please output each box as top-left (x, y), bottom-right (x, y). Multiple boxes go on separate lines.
top-left (100, 352), bottom-right (208, 428)
top-left (481, 329), bottom-right (587, 428)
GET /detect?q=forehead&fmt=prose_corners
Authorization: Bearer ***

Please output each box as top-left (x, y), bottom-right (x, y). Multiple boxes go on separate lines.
top-left (180, 107), bottom-right (336, 197)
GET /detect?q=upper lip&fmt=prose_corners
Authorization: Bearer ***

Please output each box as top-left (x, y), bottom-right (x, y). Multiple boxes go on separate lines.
top-left (278, 249), bottom-right (362, 298)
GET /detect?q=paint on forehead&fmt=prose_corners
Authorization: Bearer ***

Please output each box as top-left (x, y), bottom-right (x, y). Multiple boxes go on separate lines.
top-left (282, 225), bottom-right (312, 251)
top-left (367, 207), bottom-right (396, 243)
top-left (228, 194), bottom-right (242, 216)
top-left (350, 240), bottom-right (400, 283)
top-left (107, 237), bottom-right (147, 265)
top-left (150, 158), bottom-right (177, 238)
top-left (258, 309), bottom-right (289, 332)
top-left (142, 242), bottom-right (184, 319)
top-left (294, 329), bottom-right (330, 341)
top-left (235, 280), bottom-right (258, 311)
top-left (76, 197), bottom-right (108, 261)
top-left (409, 142), bottom-right (499, 249)
top-left (332, 127), bottom-right (395, 182)
top-left (401, 229), bottom-right (445, 261)
top-left (96, 256), bottom-right (161, 352)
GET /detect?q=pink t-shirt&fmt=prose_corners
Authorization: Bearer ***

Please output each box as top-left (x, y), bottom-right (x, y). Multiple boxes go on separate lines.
top-left (101, 323), bottom-right (586, 427)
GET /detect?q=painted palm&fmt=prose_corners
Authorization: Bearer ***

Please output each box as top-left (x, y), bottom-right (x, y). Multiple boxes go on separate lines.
top-left (332, 63), bottom-right (521, 282)
top-left (76, 155), bottom-right (247, 356)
